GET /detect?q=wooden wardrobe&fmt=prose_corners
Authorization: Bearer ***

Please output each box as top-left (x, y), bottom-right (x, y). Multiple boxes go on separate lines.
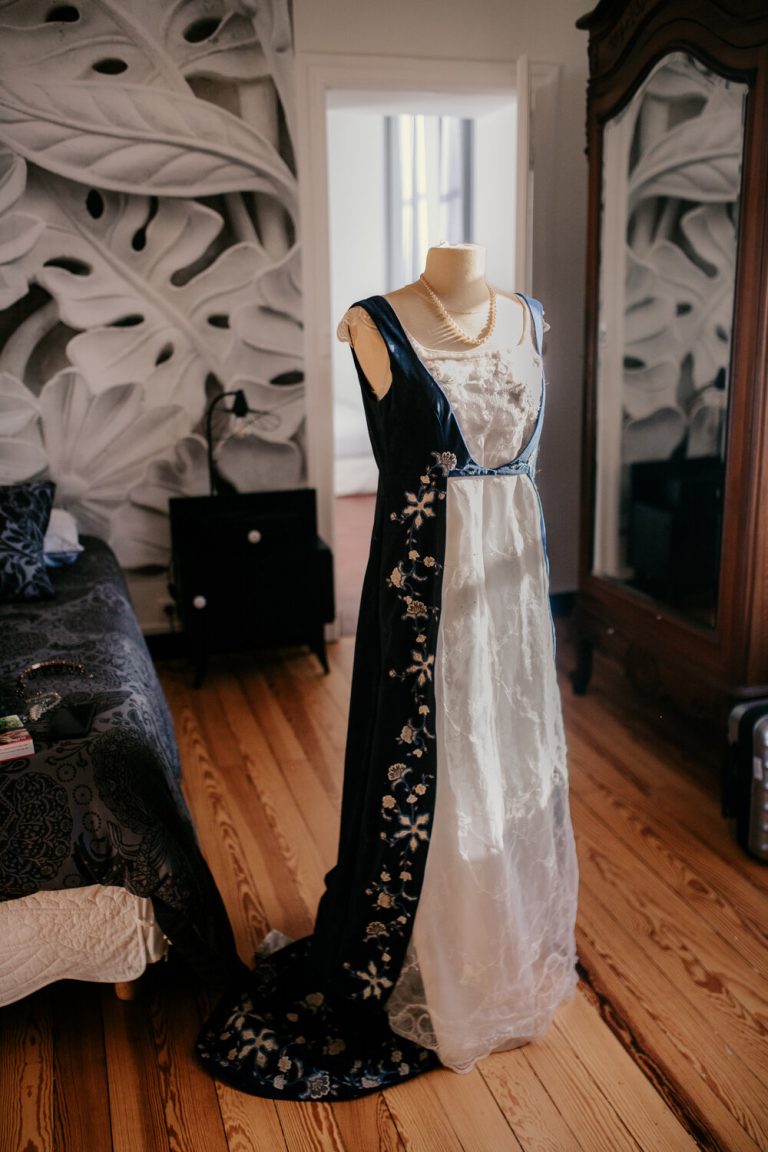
top-left (573, 0), bottom-right (768, 736)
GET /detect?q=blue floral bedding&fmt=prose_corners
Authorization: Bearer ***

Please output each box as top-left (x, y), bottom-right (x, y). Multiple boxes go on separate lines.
top-left (0, 536), bottom-right (239, 984)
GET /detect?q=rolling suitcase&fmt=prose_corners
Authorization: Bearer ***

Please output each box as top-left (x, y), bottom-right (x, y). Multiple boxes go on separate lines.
top-left (724, 700), bottom-right (768, 862)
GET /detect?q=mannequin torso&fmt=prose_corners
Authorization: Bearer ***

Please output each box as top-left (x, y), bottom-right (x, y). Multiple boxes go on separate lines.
top-left (339, 243), bottom-right (527, 398)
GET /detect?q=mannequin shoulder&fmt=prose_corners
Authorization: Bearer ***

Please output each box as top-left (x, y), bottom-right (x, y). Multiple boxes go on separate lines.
top-left (336, 305), bottom-right (392, 399)
top-left (336, 304), bottom-right (380, 344)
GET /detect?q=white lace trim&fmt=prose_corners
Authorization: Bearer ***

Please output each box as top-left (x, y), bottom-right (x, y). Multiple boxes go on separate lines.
top-left (409, 337), bottom-right (543, 470)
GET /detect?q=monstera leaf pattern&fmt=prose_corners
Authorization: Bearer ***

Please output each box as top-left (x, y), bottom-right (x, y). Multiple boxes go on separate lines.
top-left (0, 0), bottom-right (269, 86)
top-left (43, 368), bottom-right (189, 539)
top-left (0, 0), bottom-right (302, 576)
top-left (109, 435), bottom-right (210, 568)
top-left (617, 53), bottom-right (745, 462)
top-left (19, 171), bottom-right (276, 419)
top-left (0, 370), bottom-right (46, 481)
top-left (623, 203), bottom-right (738, 421)
top-left (0, 148), bottom-right (44, 309)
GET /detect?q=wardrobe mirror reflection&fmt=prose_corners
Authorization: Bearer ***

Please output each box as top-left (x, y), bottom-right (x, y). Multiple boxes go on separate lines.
top-left (592, 52), bottom-right (747, 629)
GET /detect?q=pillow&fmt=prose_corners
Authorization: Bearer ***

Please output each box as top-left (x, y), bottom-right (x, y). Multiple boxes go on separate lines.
top-left (44, 507), bottom-right (83, 567)
top-left (0, 480), bottom-right (56, 602)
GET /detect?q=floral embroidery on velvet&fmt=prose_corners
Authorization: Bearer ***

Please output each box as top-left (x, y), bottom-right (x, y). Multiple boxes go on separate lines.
top-left (197, 937), bottom-right (436, 1100)
top-left (342, 451), bottom-right (455, 1002)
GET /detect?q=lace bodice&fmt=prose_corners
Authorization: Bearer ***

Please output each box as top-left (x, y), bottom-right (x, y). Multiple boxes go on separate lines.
top-left (409, 336), bottom-right (543, 471)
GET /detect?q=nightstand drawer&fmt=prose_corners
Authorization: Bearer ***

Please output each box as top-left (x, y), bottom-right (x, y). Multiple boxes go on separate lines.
top-left (196, 505), bottom-right (315, 555)
top-left (168, 489), bottom-right (333, 685)
top-left (172, 490), bottom-right (317, 555)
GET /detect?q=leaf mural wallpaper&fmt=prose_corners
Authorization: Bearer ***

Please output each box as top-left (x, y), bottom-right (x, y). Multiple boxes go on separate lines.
top-left (617, 54), bottom-right (745, 464)
top-left (0, 0), bottom-right (302, 618)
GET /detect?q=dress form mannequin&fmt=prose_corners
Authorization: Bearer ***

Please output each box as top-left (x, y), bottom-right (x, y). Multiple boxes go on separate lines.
top-left (197, 241), bottom-right (578, 1099)
top-left (339, 243), bottom-right (527, 398)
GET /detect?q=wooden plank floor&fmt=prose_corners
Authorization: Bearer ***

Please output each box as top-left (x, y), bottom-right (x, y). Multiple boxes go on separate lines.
top-left (1, 625), bottom-right (767, 1152)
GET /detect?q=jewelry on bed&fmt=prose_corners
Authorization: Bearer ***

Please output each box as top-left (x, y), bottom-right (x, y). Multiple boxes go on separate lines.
top-left (24, 691), bottom-right (63, 722)
top-left (419, 275), bottom-right (497, 347)
top-left (17, 658), bottom-right (93, 695)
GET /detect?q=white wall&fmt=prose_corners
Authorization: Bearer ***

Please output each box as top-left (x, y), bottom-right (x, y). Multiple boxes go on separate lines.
top-left (327, 106), bottom-right (387, 494)
top-left (327, 107), bottom-right (388, 412)
top-left (294, 0), bottom-right (589, 593)
top-left (473, 102), bottom-right (517, 291)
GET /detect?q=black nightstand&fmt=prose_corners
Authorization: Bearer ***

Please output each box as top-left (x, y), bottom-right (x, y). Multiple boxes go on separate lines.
top-left (169, 489), bottom-right (334, 687)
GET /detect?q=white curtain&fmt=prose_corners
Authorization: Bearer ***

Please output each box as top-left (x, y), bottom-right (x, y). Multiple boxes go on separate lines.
top-left (387, 115), bottom-right (471, 289)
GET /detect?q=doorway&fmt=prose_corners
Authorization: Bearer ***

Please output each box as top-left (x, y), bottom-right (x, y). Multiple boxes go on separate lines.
top-left (328, 90), bottom-right (518, 505)
top-left (327, 88), bottom-right (520, 632)
top-left (296, 55), bottom-right (530, 634)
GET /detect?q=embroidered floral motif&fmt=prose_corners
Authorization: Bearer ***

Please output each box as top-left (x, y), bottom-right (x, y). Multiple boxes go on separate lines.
top-left (347, 451), bottom-right (456, 1002)
top-left (197, 939), bottom-right (438, 1100)
top-left (399, 489), bottom-right (435, 527)
top-left (393, 812), bottom-right (431, 852)
top-left (355, 960), bottom-right (394, 1000)
top-left (408, 651), bottom-right (434, 686)
top-left (404, 597), bottom-right (428, 618)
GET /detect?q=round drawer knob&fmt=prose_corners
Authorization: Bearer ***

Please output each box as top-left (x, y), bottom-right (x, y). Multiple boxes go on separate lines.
top-left (247, 528), bottom-right (263, 544)
top-left (192, 595), bottom-right (207, 610)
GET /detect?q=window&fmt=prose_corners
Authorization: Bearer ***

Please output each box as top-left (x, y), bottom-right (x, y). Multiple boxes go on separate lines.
top-left (386, 114), bottom-right (472, 288)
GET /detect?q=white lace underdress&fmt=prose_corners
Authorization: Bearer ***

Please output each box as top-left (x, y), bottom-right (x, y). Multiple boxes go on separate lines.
top-left (379, 311), bottom-right (580, 1072)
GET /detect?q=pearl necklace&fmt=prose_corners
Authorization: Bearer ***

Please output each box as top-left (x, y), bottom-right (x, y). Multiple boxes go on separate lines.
top-left (419, 274), bottom-right (497, 347)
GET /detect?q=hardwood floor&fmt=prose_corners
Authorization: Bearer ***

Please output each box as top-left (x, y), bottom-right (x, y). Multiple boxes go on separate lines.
top-left (1, 628), bottom-right (767, 1152)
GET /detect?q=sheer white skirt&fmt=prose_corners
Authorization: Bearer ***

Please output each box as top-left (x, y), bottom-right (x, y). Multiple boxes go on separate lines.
top-left (386, 474), bottom-right (580, 1071)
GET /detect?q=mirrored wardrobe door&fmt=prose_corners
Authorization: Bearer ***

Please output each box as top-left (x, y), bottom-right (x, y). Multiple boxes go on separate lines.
top-left (593, 52), bottom-right (748, 629)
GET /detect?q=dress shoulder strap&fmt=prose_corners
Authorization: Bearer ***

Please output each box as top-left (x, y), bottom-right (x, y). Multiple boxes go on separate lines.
top-left (517, 294), bottom-right (545, 355)
top-left (511, 293), bottom-right (546, 472)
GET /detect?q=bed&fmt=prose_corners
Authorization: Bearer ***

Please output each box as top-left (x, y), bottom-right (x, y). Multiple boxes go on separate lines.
top-left (0, 508), bottom-right (241, 1006)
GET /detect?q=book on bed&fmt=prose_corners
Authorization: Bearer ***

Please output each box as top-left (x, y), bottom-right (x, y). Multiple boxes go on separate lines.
top-left (0, 715), bottom-right (34, 760)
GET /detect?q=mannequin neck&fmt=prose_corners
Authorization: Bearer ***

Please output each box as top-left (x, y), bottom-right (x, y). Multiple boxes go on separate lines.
top-left (422, 244), bottom-right (488, 311)
top-left (383, 242), bottom-right (525, 352)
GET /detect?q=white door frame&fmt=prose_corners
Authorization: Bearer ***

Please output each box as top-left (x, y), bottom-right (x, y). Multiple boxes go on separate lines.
top-left (294, 51), bottom-right (541, 614)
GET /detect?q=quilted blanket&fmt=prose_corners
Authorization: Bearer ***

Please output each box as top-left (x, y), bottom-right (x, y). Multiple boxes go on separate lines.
top-left (0, 885), bottom-right (169, 1005)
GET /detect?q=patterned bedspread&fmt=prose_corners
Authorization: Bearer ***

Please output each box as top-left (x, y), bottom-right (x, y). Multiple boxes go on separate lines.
top-left (0, 536), bottom-right (240, 985)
